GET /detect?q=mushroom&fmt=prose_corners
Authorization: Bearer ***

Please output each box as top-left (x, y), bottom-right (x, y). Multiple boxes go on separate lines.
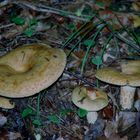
top-left (0, 96), bottom-right (15, 109)
top-left (95, 60), bottom-right (140, 110)
top-left (72, 86), bottom-right (108, 124)
top-left (0, 43), bottom-right (66, 98)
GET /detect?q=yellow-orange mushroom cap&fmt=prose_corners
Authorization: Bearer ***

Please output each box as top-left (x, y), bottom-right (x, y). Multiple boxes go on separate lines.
top-left (72, 86), bottom-right (108, 111)
top-left (95, 67), bottom-right (140, 87)
top-left (0, 43), bottom-right (66, 98)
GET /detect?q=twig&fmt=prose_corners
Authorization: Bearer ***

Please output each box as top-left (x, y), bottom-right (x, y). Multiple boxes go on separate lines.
top-left (12, 1), bottom-right (91, 21)
top-left (115, 33), bottom-right (140, 53)
top-left (0, 23), bottom-right (14, 29)
top-left (0, 21), bottom-right (28, 39)
top-left (94, 14), bottom-right (140, 53)
top-left (0, 0), bottom-right (10, 7)
top-left (64, 69), bottom-right (97, 87)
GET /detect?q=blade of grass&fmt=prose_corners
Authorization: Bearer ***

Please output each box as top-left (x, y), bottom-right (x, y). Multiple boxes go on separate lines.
top-left (61, 15), bottom-right (96, 49)
top-left (115, 14), bottom-right (140, 47)
top-left (80, 24), bottom-right (106, 75)
top-left (101, 33), bottom-right (114, 59)
top-left (66, 27), bottom-right (94, 57)
top-left (130, 30), bottom-right (140, 47)
top-left (67, 21), bottom-right (105, 57)
top-left (64, 70), bottom-right (97, 87)
top-left (115, 33), bottom-right (140, 53)
top-left (95, 14), bottom-right (140, 53)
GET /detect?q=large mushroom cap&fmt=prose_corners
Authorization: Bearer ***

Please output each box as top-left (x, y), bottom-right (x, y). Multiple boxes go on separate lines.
top-left (120, 60), bottom-right (140, 74)
top-left (95, 68), bottom-right (127, 86)
top-left (72, 86), bottom-right (108, 111)
top-left (120, 60), bottom-right (140, 86)
top-left (0, 97), bottom-right (15, 109)
top-left (95, 67), bottom-right (140, 87)
top-left (0, 43), bottom-right (66, 98)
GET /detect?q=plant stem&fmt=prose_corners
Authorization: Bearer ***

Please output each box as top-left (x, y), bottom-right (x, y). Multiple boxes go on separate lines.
top-left (36, 93), bottom-right (41, 121)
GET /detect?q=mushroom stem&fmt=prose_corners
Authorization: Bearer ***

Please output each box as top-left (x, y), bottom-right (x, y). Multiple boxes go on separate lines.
top-left (86, 111), bottom-right (98, 124)
top-left (120, 86), bottom-right (136, 110)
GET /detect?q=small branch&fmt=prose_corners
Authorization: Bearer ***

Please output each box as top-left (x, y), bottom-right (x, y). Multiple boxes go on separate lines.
top-left (0, 21), bottom-right (28, 39)
top-left (115, 33), bottom-right (140, 53)
top-left (12, 1), bottom-right (91, 21)
top-left (0, 23), bottom-right (14, 29)
top-left (0, 0), bottom-right (11, 7)
top-left (64, 69), bottom-right (97, 87)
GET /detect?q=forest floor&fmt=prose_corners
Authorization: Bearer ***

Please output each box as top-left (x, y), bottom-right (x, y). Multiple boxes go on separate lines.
top-left (0, 0), bottom-right (140, 140)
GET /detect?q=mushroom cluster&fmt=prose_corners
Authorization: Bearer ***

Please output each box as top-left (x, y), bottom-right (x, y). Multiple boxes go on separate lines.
top-left (0, 43), bottom-right (66, 108)
top-left (95, 60), bottom-right (140, 110)
top-left (0, 97), bottom-right (15, 109)
top-left (72, 86), bottom-right (108, 123)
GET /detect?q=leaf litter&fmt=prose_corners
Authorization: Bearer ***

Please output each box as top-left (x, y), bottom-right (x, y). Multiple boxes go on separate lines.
top-left (0, 0), bottom-right (140, 139)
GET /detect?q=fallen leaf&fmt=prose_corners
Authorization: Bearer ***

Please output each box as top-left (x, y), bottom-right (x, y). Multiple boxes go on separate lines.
top-left (0, 114), bottom-right (7, 126)
top-left (7, 132), bottom-right (22, 140)
top-left (117, 111), bottom-right (136, 131)
top-left (102, 104), bottom-right (114, 120)
top-left (132, 2), bottom-right (140, 11)
top-left (132, 15), bottom-right (140, 27)
top-left (104, 121), bottom-right (117, 138)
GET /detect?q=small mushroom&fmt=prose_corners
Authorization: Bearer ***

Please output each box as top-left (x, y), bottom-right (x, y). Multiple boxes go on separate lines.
top-left (0, 96), bottom-right (15, 109)
top-left (72, 86), bottom-right (108, 124)
top-left (95, 60), bottom-right (140, 110)
top-left (0, 43), bottom-right (66, 98)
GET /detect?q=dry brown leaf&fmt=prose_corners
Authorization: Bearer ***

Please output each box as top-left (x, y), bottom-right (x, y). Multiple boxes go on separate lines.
top-left (102, 104), bottom-right (114, 120)
top-left (132, 15), bottom-right (140, 27)
top-left (0, 130), bottom-right (22, 140)
top-left (132, 2), bottom-right (140, 11)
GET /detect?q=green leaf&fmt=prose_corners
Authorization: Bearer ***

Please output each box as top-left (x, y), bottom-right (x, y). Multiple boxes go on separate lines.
top-left (24, 28), bottom-right (34, 37)
top-left (11, 16), bottom-right (25, 25)
top-left (84, 39), bottom-right (95, 47)
top-left (67, 23), bottom-right (76, 30)
top-left (75, 9), bottom-right (82, 17)
top-left (21, 107), bottom-right (34, 118)
top-left (92, 55), bottom-right (102, 66)
top-left (48, 114), bottom-right (60, 124)
top-left (77, 108), bottom-right (88, 118)
top-left (60, 109), bottom-right (73, 117)
top-left (32, 119), bottom-right (42, 126)
top-left (29, 19), bottom-right (38, 26)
